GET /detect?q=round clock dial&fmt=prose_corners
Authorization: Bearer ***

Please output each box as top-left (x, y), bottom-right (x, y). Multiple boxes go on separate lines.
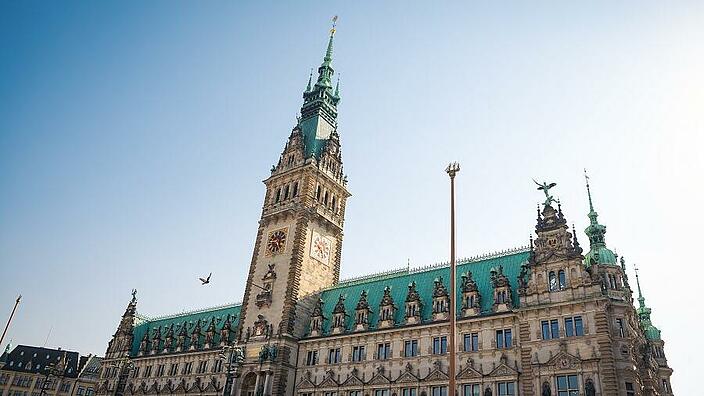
top-left (266, 229), bottom-right (287, 255)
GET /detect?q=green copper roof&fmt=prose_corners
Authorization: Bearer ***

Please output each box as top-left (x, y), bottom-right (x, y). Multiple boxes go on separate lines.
top-left (315, 249), bottom-right (530, 335)
top-left (130, 303), bottom-right (240, 356)
top-left (298, 29), bottom-right (341, 161)
top-left (583, 173), bottom-right (617, 267)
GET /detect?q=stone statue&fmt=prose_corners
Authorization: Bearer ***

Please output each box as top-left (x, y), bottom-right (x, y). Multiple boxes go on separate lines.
top-left (533, 179), bottom-right (557, 207)
top-left (542, 381), bottom-right (551, 396)
top-left (585, 380), bottom-right (596, 396)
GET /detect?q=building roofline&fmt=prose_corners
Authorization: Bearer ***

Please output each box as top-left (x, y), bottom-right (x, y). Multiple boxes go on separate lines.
top-left (136, 302), bottom-right (242, 323)
top-left (329, 246), bottom-right (530, 289)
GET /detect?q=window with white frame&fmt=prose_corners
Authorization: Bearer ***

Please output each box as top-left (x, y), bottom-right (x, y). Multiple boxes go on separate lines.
top-left (463, 384), bottom-right (480, 396)
top-left (497, 382), bottom-right (515, 395)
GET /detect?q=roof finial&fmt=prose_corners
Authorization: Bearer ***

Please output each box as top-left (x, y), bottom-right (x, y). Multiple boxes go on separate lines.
top-left (584, 168), bottom-right (595, 213)
top-left (324, 16), bottom-right (337, 63)
top-left (334, 74), bottom-right (340, 97)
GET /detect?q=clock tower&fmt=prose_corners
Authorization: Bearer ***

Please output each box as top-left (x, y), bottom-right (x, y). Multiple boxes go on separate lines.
top-left (236, 25), bottom-right (350, 394)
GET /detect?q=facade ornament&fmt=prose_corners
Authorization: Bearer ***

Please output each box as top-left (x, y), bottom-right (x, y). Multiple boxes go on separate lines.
top-left (404, 282), bottom-right (422, 324)
top-left (151, 326), bottom-right (162, 353)
top-left (491, 266), bottom-right (513, 312)
top-left (309, 298), bottom-right (326, 336)
top-left (378, 286), bottom-right (396, 328)
top-left (253, 315), bottom-right (268, 337)
top-left (139, 330), bottom-right (150, 355)
top-left (331, 294), bottom-right (348, 334)
top-left (220, 314), bottom-right (232, 345)
top-left (461, 271), bottom-right (481, 317)
top-left (354, 290), bottom-right (371, 331)
top-left (190, 319), bottom-right (202, 350)
top-left (432, 277), bottom-right (450, 321)
top-left (204, 317), bottom-right (216, 347)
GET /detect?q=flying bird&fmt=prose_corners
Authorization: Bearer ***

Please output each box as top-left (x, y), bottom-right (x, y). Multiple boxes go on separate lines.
top-left (199, 273), bottom-right (212, 285)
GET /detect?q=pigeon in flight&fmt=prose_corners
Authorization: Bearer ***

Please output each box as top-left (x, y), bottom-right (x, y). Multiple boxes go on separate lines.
top-left (199, 273), bottom-right (212, 285)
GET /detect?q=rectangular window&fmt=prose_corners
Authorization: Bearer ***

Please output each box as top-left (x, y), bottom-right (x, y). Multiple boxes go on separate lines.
top-left (328, 348), bottom-right (341, 364)
top-left (349, 392), bottom-right (362, 396)
top-left (324, 392), bottom-right (337, 396)
top-left (625, 382), bottom-right (635, 396)
top-left (565, 316), bottom-right (584, 337)
top-left (144, 365), bottom-right (152, 378)
top-left (401, 389), bottom-right (417, 396)
top-left (497, 382), bottom-right (515, 395)
top-left (76, 388), bottom-right (84, 396)
top-left (556, 375), bottom-right (579, 396)
top-left (431, 386), bottom-right (448, 396)
top-left (432, 336), bottom-right (447, 355)
top-left (156, 364), bottom-right (165, 377)
top-left (541, 320), bottom-right (550, 340)
top-left (463, 333), bottom-right (479, 352)
top-left (374, 390), bottom-right (389, 396)
top-left (352, 346), bottom-right (365, 362)
top-left (496, 329), bottom-right (512, 349)
top-left (377, 343), bottom-right (391, 360)
top-left (463, 384), bottom-right (480, 396)
top-left (550, 319), bottom-right (559, 339)
top-left (85, 390), bottom-right (93, 396)
top-left (617, 318), bottom-right (626, 338)
top-left (306, 350), bottom-right (318, 366)
top-left (404, 340), bottom-right (419, 357)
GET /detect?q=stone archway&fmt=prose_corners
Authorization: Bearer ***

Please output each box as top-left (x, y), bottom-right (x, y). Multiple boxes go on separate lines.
top-left (240, 372), bottom-right (257, 396)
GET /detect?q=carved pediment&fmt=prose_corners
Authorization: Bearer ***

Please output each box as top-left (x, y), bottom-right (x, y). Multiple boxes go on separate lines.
top-left (341, 372), bottom-right (364, 387)
top-left (457, 365), bottom-right (483, 380)
top-left (367, 372), bottom-right (391, 386)
top-left (424, 368), bottom-right (449, 382)
top-left (296, 376), bottom-right (316, 390)
top-left (545, 351), bottom-right (582, 370)
top-left (125, 383), bottom-right (135, 395)
top-left (396, 370), bottom-right (420, 384)
top-left (488, 363), bottom-right (518, 378)
top-left (319, 372), bottom-right (339, 388)
top-left (173, 379), bottom-right (186, 392)
top-left (147, 382), bottom-right (159, 394)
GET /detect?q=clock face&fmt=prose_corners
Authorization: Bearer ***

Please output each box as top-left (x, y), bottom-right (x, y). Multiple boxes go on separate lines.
top-left (310, 231), bottom-right (332, 265)
top-left (266, 228), bottom-right (287, 256)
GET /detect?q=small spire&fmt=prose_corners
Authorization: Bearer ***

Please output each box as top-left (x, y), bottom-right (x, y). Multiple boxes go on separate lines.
top-left (334, 74), bottom-right (340, 97)
top-left (634, 265), bottom-right (645, 308)
top-left (305, 69), bottom-right (313, 92)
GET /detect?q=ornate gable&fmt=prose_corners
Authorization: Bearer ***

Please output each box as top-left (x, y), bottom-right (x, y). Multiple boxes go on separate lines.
top-left (424, 362), bottom-right (449, 382)
top-left (319, 370), bottom-right (339, 388)
top-left (488, 362), bottom-right (518, 378)
top-left (297, 372), bottom-right (316, 390)
top-left (545, 350), bottom-right (583, 371)
top-left (341, 370), bottom-right (364, 387)
top-left (367, 371), bottom-right (391, 386)
top-left (396, 368), bottom-right (420, 384)
top-left (457, 361), bottom-right (483, 380)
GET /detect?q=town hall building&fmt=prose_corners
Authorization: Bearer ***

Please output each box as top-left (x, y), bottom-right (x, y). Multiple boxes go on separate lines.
top-left (96, 26), bottom-right (673, 396)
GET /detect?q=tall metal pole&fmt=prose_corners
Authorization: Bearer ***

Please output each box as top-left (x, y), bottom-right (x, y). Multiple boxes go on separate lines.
top-left (0, 295), bottom-right (21, 348)
top-left (446, 162), bottom-right (460, 396)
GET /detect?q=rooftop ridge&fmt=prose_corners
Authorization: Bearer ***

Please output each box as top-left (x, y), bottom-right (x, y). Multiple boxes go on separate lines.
top-left (136, 301), bottom-right (241, 323)
top-left (334, 267), bottom-right (409, 288)
top-left (330, 246), bottom-right (531, 287)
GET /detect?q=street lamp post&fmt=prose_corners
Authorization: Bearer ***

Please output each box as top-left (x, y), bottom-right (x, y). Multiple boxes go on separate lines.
top-left (112, 358), bottom-right (134, 396)
top-left (446, 162), bottom-right (460, 396)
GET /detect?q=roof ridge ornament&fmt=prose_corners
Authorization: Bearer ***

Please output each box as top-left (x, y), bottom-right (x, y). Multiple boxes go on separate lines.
top-left (533, 179), bottom-right (557, 207)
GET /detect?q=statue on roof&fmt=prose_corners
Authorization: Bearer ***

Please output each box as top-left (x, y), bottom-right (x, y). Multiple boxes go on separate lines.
top-left (533, 179), bottom-right (557, 207)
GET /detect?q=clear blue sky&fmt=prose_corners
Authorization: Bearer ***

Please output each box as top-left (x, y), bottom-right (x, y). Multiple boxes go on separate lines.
top-left (1, 1), bottom-right (702, 393)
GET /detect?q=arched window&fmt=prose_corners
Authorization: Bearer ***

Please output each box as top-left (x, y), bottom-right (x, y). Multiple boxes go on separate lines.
top-left (283, 185), bottom-right (289, 200)
top-left (275, 187), bottom-right (281, 203)
top-left (292, 182), bottom-right (298, 197)
top-left (316, 185), bottom-right (321, 200)
top-left (558, 270), bottom-right (566, 290)
top-left (549, 271), bottom-right (557, 291)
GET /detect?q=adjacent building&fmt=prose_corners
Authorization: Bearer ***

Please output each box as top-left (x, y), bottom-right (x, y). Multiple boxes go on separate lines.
top-left (97, 26), bottom-right (674, 396)
top-left (0, 345), bottom-right (101, 396)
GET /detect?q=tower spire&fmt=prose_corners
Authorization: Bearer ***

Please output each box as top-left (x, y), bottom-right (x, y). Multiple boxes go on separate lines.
top-left (633, 265), bottom-right (661, 340)
top-left (305, 69), bottom-right (313, 92)
top-left (582, 171), bottom-right (617, 266)
top-left (634, 265), bottom-right (645, 309)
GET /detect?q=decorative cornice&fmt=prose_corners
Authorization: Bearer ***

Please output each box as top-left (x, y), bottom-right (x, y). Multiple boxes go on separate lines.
top-left (137, 302), bottom-right (241, 323)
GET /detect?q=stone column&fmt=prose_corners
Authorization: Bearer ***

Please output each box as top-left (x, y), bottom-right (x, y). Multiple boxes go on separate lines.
top-left (232, 369), bottom-right (242, 396)
top-left (253, 372), bottom-right (261, 396)
top-left (263, 371), bottom-right (272, 396)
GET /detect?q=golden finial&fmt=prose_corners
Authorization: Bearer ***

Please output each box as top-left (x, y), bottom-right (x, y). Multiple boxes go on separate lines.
top-left (331, 15), bottom-right (338, 35)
